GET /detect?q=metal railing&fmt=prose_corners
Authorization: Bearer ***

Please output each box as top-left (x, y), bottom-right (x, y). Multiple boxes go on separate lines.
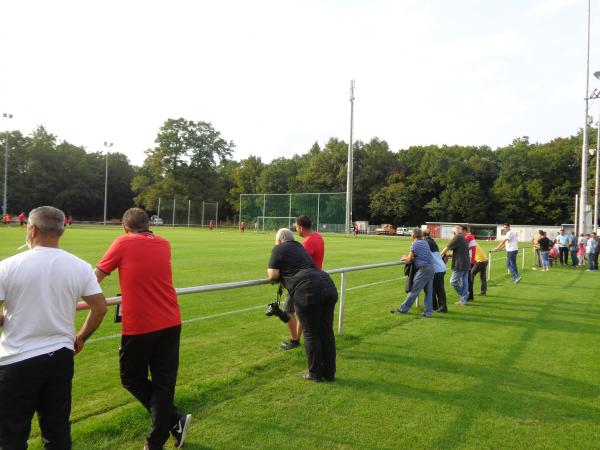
top-left (487, 246), bottom-right (530, 280)
top-left (76, 261), bottom-right (406, 335)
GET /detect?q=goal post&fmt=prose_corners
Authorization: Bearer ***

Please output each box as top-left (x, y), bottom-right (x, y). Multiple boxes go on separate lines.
top-left (240, 192), bottom-right (346, 233)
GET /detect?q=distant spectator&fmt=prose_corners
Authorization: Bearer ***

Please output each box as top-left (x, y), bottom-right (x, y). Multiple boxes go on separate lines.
top-left (391, 228), bottom-right (434, 317)
top-left (531, 230), bottom-right (542, 268)
top-left (441, 226), bottom-right (471, 305)
top-left (556, 229), bottom-right (569, 266)
top-left (461, 225), bottom-right (476, 302)
top-left (586, 233), bottom-right (598, 271)
top-left (471, 244), bottom-right (489, 296)
top-left (240, 220), bottom-right (245, 232)
top-left (538, 231), bottom-right (552, 272)
top-left (424, 229), bottom-right (447, 313)
top-left (18, 212), bottom-right (26, 227)
top-left (594, 232), bottom-right (600, 270)
top-left (492, 223), bottom-right (522, 284)
top-left (568, 231), bottom-right (578, 268)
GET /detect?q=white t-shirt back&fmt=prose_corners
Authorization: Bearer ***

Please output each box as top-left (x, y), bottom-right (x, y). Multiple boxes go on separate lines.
top-left (0, 247), bottom-right (102, 365)
top-left (505, 230), bottom-right (519, 252)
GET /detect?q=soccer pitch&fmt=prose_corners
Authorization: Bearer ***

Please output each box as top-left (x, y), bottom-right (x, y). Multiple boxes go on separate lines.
top-left (1, 227), bottom-right (599, 449)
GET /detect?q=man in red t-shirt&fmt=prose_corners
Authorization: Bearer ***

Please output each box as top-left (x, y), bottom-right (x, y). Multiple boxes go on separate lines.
top-left (461, 225), bottom-right (476, 302)
top-left (95, 208), bottom-right (191, 449)
top-left (279, 215), bottom-right (325, 350)
top-left (18, 212), bottom-right (26, 226)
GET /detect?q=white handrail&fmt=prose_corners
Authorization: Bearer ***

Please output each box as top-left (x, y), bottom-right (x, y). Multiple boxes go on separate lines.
top-left (77, 261), bottom-right (406, 335)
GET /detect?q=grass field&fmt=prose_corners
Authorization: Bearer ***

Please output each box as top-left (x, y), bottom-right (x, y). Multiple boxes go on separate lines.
top-left (1, 226), bottom-right (599, 450)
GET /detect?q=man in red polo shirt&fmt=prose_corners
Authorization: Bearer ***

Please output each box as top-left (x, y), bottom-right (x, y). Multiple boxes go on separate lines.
top-left (95, 208), bottom-right (191, 450)
top-left (279, 215), bottom-right (325, 350)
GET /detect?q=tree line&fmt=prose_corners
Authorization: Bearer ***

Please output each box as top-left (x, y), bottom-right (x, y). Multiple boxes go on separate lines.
top-left (1, 118), bottom-right (594, 226)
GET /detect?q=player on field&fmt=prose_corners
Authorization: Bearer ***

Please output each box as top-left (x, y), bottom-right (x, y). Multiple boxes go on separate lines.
top-left (18, 212), bottom-right (26, 226)
top-left (240, 221), bottom-right (245, 232)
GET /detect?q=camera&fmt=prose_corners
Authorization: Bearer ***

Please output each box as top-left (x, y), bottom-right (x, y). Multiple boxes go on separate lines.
top-left (265, 301), bottom-right (290, 323)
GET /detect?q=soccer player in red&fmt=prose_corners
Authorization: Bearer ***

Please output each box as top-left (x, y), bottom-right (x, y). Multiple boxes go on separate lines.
top-left (18, 212), bottom-right (26, 226)
top-left (95, 208), bottom-right (191, 449)
top-left (279, 215), bottom-right (325, 350)
top-left (240, 221), bottom-right (245, 232)
top-left (208, 219), bottom-right (214, 231)
top-left (2, 214), bottom-right (10, 225)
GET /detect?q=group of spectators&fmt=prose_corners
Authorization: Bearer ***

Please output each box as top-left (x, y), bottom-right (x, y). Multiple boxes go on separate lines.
top-left (532, 229), bottom-right (599, 271)
top-left (0, 207), bottom-right (191, 450)
top-left (391, 223), bottom-right (511, 317)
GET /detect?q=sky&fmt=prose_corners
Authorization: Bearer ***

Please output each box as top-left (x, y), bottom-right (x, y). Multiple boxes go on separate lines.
top-left (1, 0), bottom-right (599, 166)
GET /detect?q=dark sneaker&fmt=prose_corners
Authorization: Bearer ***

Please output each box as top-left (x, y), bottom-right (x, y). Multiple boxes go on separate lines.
top-left (390, 308), bottom-right (408, 314)
top-left (171, 413), bottom-right (192, 448)
top-left (513, 276), bottom-right (522, 284)
top-left (280, 340), bottom-right (300, 350)
top-left (302, 372), bottom-right (323, 382)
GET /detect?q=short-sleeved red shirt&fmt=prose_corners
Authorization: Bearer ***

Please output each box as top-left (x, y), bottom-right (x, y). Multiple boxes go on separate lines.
top-left (302, 232), bottom-right (325, 269)
top-left (97, 232), bottom-right (181, 335)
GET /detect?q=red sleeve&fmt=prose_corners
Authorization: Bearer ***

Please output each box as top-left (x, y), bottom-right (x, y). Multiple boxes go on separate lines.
top-left (97, 238), bottom-right (123, 275)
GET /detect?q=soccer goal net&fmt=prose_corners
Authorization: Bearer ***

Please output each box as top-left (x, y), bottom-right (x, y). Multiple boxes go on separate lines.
top-left (240, 193), bottom-right (346, 233)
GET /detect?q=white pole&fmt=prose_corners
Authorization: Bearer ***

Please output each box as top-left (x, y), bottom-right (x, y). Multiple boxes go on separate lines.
top-left (575, 194), bottom-right (579, 236)
top-left (2, 113), bottom-right (13, 216)
top-left (521, 246), bottom-right (525, 270)
top-left (338, 272), bottom-right (347, 335)
top-left (157, 197), bottom-right (161, 219)
top-left (487, 251), bottom-right (492, 281)
top-left (201, 201), bottom-right (205, 227)
top-left (215, 202), bottom-right (219, 228)
top-left (580, 0), bottom-right (592, 235)
top-left (239, 194), bottom-right (243, 229)
top-left (288, 194), bottom-right (292, 228)
top-left (262, 194), bottom-right (266, 232)
top-left (595, 116), bottom-right (600, 231)
top-left (345, 80), bottom-right (355, 234)
top-left (317, 193), bottom-right (321, 230)
top-left (172, 196), bottom-right (176, 227)
top-left (103, 153), bottom-right (108, 225)
top-left (187, 199), bottom-right (191, 227)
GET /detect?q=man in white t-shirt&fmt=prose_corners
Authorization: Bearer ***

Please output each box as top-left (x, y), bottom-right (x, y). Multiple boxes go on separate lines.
top-left (0, 206), bottom-right (107, 450)
top-left (492, 223), bottom-right (522, 284)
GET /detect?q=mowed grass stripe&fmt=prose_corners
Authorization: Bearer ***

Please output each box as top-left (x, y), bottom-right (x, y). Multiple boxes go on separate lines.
top-left (1, 227), bottom-right (598, 449)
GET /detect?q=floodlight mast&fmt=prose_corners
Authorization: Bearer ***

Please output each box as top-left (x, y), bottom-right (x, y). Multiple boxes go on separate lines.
top-left (103, 142), bottom-right (113, 225)
top-left (2, 113), bottom-right (13, 216)
top-left (580, 0), bottom-right (592, 235)
top-left (345, 80), bottom-right (355, 234)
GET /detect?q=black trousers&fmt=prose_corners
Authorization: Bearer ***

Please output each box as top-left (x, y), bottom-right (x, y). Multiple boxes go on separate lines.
top-left (120, 325), bottom-right (181, 450)
top-left (0, 347), bottom-right (74, 450)
top-left (471, 261), bottom-right (488, 294)
top-left (296, 302), bottom-right (336, 380)
top-left (559, 247), bottom-right (569, 265)
top-left (431, 272), bottom-right (447, 310)
top-left (467, 263), bottom-right (474, 300)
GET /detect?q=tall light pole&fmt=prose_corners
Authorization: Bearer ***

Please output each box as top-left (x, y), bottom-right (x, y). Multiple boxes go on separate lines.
top-left (580, 0), bottom-right (592, 235)
top-left (594, 116), bottom-right (600, 232)
top-left (103, 142), bottom-right (113, 225)
top-left (345, 79), bottom-right (355, 234)
top-left (2, 113), bottom-right (13, 216)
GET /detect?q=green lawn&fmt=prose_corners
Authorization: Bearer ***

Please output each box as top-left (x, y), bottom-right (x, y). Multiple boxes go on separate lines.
top-left (0, 226), bottom-right (599, 449)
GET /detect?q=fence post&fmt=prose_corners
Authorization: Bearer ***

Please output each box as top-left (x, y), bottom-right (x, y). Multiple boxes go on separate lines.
top-left (157, 197), bottom-right (161, 219)
top-left (172, 196), bottom-right (176, 227)
top-left (317, 193), bottom-right (320, 231)
top-left (288, 194), bottom-right (292, 228)
top-left (187, 199), bottom-right (191, 227)
top-left (201, 201), bottom-right (205, 227)
top-left (216, 202), bottom-right (219, 228)
top-left (487, 251), bottom-right (492, 281)
top-left (239, 194), bottom-right (242, 229)
top-left (522, 247), bottom-right (525, 270)
top-left (262, 194), bottom-right (266, 232)
top-left (338, 272), bottom-right (347, 335)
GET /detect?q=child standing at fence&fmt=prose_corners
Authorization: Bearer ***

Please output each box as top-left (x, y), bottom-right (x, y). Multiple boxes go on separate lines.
top-left (577, 241), bottom-right (585, 266)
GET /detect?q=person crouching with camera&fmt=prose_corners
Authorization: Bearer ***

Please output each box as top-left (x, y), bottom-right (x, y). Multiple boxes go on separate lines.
top-left (267, 228), bottom-right (338, 382)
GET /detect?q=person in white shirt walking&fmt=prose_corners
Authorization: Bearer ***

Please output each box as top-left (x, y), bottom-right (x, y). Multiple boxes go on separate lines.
top-left (0, 206), bottom-right (107, 450)
top-left (492, 223), bottom-right (522, 284)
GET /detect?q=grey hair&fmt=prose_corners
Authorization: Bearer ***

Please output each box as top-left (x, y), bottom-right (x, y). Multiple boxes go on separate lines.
top-left (412, 228), bottom-right (423, 238)
top-left (452, 225), bottom-right (462, 235)
top-left (28, 206), bottom-right (65, 237)
top-left (275, 228), bottom-right (295, 244)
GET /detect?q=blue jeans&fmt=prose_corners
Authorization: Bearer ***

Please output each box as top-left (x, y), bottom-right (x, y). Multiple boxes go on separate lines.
top-left (399, 265), bottom-right (434, 316)
top-left (450, 270), bottom-right (469, 304)
top-left (589, 252), bottom-right (597, 270)
top-left (540, 251), bottom-right (550, 269)
top-left (570, 250), bottom-right (578, 267)
top-left (506, 250), bottom-right (519, 280)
